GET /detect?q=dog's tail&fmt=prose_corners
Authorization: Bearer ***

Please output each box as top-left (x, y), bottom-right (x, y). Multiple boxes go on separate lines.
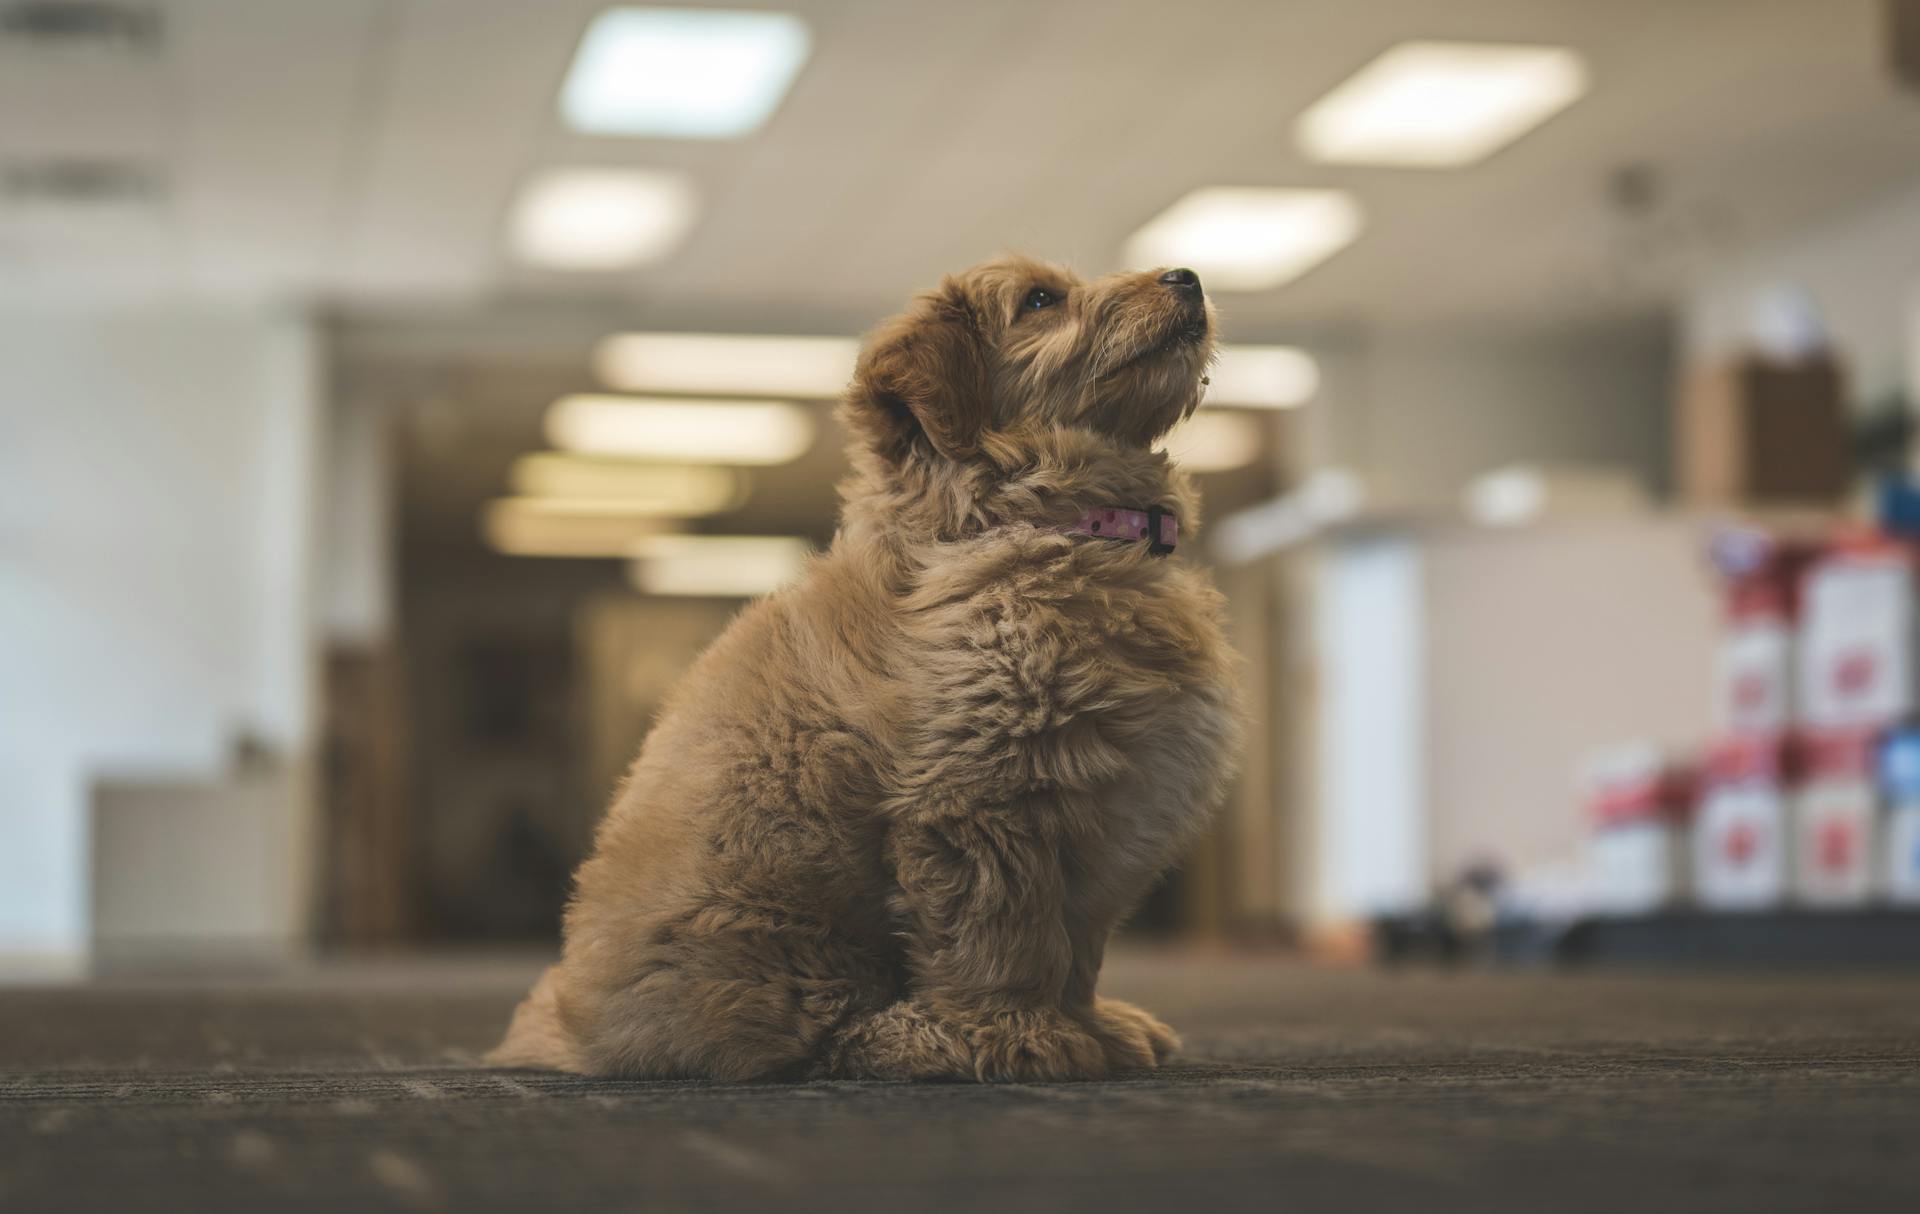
top-left (486, 964), bottom-right (586, 1073)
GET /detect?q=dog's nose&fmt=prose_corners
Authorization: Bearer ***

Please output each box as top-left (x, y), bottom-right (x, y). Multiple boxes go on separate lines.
top-left (1159, 267), bottom-right (1203, 298)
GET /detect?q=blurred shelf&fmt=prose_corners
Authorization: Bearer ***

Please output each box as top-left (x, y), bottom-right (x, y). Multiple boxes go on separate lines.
top-left (1378, 907), bottom-right (1920, 969)
top-left (1556, 908), bottom-right (1920, 968)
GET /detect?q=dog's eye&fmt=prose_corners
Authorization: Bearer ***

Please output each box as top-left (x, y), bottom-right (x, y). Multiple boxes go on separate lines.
top-left (1022, 287), bottom-right (1061, 311)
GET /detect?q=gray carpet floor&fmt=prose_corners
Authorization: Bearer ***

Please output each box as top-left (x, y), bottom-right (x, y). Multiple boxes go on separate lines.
top-left (3, 951), bottom-right (1918, 1213)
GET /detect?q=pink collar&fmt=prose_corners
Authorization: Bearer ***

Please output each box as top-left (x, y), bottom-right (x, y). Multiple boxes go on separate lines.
top-left (1065, 505), bottom-right (1178, 556)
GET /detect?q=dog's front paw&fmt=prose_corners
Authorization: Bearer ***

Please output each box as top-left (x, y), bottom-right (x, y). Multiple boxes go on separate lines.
top-left (966, 1008), bottom-right (1109, 1082)
top-left (826, 1001), bottom-right (974, 1081)
top-left (1085, 997), bottom-right (1181, 1070)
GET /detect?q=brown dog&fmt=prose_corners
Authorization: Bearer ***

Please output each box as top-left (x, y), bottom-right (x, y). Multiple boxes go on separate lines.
top-left (491, 255), bottom-right (1242, 1081)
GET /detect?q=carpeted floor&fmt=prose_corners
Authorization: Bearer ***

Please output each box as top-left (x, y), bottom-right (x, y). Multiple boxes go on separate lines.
top-left (2, 951), bottom-right (1917, 1213)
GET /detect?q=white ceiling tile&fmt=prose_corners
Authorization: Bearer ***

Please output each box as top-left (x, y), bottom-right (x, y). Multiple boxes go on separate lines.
top-left (336, 0), bottom-right (597, 299)
top-left (3, 0), bottom-right (1919, 327)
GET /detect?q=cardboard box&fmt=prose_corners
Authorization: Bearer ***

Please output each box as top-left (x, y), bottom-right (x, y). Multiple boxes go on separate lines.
top-left (1677, 356), bottom-right (1849, 507)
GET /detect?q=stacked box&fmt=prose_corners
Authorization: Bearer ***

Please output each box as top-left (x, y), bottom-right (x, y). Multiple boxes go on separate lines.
top-left (1693, 736), bottom-right (1790, 910)
top-left (1793, 730), bottom-right (1878, 905)
top-left (1712, 565), bottom-right (1796, 736)
top-left (1586, 527), bottom-right (1920, 915)
top-left (1586, 744), bottom-right (1687, 915)
top-left (1796, 539), bottom-right (1915, 731)
top-left (1692, 529), bottom-right (1808, 911)
top-left (1792, 537), bottom-right (1918, 906)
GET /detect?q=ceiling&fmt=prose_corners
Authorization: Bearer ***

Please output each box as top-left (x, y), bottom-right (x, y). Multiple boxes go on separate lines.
top-left (3, 0), bottom-right (1920, 336)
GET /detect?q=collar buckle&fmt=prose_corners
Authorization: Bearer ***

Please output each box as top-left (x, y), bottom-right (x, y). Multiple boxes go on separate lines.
top-left (1146, 505), bottom-right (1175, 556)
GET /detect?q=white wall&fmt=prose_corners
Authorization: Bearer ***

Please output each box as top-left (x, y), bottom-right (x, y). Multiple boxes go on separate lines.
top-left (1310, 536), bottom-right (1426, 926)
top-left (317, 395), bottom-right (394, 648)
top-left (1419, 518), bottom-right (1718, 888)
top-left (0, 308), bottom-right (321, 964)
top-left (1684, 172), bottom-right (1920, 405)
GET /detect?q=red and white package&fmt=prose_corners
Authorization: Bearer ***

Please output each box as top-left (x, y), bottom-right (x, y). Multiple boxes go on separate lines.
top-left (1793, 729), bottom-right (1877, 906)
top-left (1585, 744), bottom-right (1687, 915)
top-left (1797, 538), bottom-right (1917, 730)
top-left (1714, 580), bottom-right (1794, 735)
top-left (1691, 736), bottom-right (1789, 910)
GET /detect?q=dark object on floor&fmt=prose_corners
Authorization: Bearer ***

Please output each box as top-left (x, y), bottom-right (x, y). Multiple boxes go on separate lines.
top-left (2, 952), bottom-right (1917, 1213)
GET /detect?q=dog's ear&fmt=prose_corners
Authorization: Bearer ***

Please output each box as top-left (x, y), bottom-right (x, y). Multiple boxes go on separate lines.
top-left (847, 284), bottom-right (991, 461)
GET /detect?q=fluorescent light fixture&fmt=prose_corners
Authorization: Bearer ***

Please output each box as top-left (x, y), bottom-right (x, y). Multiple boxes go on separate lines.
top-left (1212, 467), bottom-right (1365, 564)
top-left (1300, 467), bottom-right (1366, 524)
top-left (1297, 41), bottom-right (1588, 168)
top-left (482, 498), bottom-right (682, 558)
top-left (561, 7), bottom-right (811, 138)
top-left (508, 454), bottom-right (747, 514)
top-left (1125, 188), bottom-right (1362, 292)
top-left (544, 395), bottom-right (816, 465)
top-left (1463, 465), bottom-right (1548, 526)
top-left (1462, 463), bottom-right (1648, 526)
top-left (627, 534), bottom-right (812, 597)
top-left (1158, 410), bottom-right (1264, 473)
top-left (509, 168), bottom-right (697, 270)
top-left (595, 332), bottom-right (858, 398)
top-left (1205, 346), bottom-right (1320, 408)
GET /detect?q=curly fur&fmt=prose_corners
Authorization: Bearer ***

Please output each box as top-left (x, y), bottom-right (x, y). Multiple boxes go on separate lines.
top-left (490, 255), bottom-right (1243, 1081)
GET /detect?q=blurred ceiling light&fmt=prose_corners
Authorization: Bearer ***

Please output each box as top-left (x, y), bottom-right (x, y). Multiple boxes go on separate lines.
top-left (1299, 466), bottom-right (1366, 524)
top-left (545, 395), bottom-right (815, 464)
top-left (1297, 41), bottom-right (1588, 168)
top-left (482, 498), bottom-right (683, 558)
top-left (1463, 464), bottom-right (1548, 526)
top-left (1463, 463), bottom-right (1649, 526)
top-left (627, 534), bottom-right (812, 597)
top-left (1158, 410), bottom-right (1264, 473)
top-left (1124, 188), bottom-right (1362, 292)
top-left (508, 453), bottom-right (747, 513)
top-left (1206, 346), bottom-right (1320, 408)
top-left (1212, 467), bottom-right (1366, 564)
top-left (595, 332), bottom-right (858, 397)
top-left (509, 168), bottom-right (697, 270)
top-left (561, 7), bottom-right (811, 138)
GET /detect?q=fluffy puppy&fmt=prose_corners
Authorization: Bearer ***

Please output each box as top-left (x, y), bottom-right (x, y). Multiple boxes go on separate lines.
top-left (491, 255), bottom-right (1242, 1082)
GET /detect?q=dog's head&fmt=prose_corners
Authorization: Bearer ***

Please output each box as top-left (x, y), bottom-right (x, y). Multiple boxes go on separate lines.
top-left (845, 255), bottom-right (1215, 465)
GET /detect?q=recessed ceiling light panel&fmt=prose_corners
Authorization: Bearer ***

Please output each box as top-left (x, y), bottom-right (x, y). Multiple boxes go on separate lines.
top-left (1206, 346), bottom-right (1320, 409)
top-left (1124, 188), bottom-right (1362, 292)
top-left (508, 454), bottom-right (747, 514)
top-left (627, 535), bottom-right (812, 597)
top-left (482, 499), bottom-right (682, 557)
top-left (1297, 41), bottom-right (1588, 168)
top-left (594, 332), bottom-right (858, 398)
top-left (509, 168), bottom-right (697, 270)
top-left (1158, 410), bottom-right (1265, 473)
top-left (1463, 465), bottom-right (1549, 526)
top-left (544, 395), bottom-right (816, 465)
top-left (561, 7), bottom-right (811, 138)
